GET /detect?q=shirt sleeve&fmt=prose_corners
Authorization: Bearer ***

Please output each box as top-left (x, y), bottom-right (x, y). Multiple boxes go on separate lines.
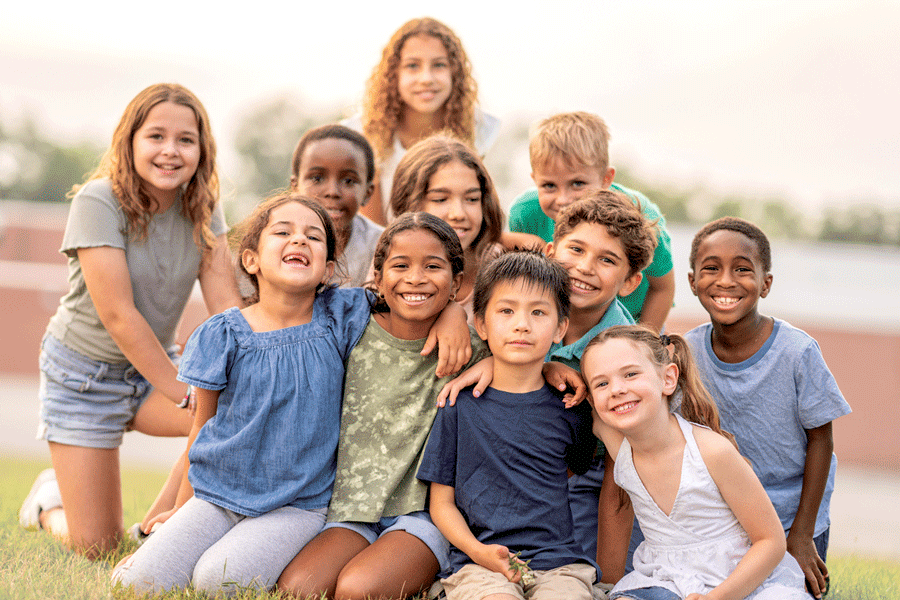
top-left (327, 287), bottom-right (375, 360)
top-left (795, 339), bottom-right (852, 430)
top-left (177, 312), bottom-right (235, 391)
top-left (209, 201), bottom-right (228, 238)
top-left (417, 400), bottom-right (460, 487)
top-left (61, 180), bottom-right (128, 257)
top-left (631, 189), bottom-right (673, 279)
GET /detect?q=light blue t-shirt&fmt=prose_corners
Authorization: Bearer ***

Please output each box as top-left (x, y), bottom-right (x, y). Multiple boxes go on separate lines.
top-left (178, 287), bottom-right (372, 517)
top-left (547, 297), bottom-right (635, 372)
top-left (684, 319), bottom-right (851, 536)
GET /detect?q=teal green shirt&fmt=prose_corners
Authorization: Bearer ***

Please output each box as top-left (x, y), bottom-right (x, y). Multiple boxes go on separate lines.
top-left (508, 183), bottom-right (673, 321)
top-left (546, 297), bottom-right (635, 371)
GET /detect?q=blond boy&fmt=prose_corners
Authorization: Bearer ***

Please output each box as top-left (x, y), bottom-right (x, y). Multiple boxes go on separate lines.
top-left (509, 112), bottom-right (674, 331)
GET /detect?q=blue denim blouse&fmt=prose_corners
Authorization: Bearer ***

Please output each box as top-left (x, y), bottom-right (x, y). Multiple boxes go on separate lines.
top-left (178, 287), bottom-right (371, 517)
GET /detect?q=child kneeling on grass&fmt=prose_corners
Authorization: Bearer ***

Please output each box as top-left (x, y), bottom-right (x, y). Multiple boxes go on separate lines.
top-left (417, 250), bottom-right (598, 600)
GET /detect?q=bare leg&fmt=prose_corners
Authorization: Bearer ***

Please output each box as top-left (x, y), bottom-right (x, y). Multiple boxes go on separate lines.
top-left (130, 389), bottom-right (191, 437)
top-left (47, 441), bottom-right (123, 559)
top-left (334, 530), bottom-right (440, 600)
top-left (277, 527), bottom-right (370, 599)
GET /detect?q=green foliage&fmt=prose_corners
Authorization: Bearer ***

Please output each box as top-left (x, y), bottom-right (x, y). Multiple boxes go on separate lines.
top-left (232, 95), bottom-right (343, 207)
top-left (0, 116), bottom-right (103, 203)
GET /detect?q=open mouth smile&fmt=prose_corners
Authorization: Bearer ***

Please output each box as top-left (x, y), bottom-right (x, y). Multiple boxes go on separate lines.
top-left (283, 253), bottom-right (310, 266)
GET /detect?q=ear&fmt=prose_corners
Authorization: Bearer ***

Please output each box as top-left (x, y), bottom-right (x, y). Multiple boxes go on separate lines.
top-left (473, 314), bottom-right (489, 342)
top-left (530, 171), bottom-right (536, 184)
top-left (687, 271), bottom-right (697, 296)
top-left (322, 260), bottom-right (335, 284)
top-left (544, 241), bottom-right (555, 257)
top-left (760, 273), bottom-right (773, 298)
top-left (289, 175), bottom-right (299, 191)
top-left (553, 317), bottom-right (569, 345)
top-left (662, 361), bottom-right (678, 396)
top-left (601, 166), bottom-right (615, 189)
top-left (359, 181), bottom-right (376, 207)
top-left (451, 272), bottom-right (463, 300)
top-left (619, 271), bottom-right (643, 297)
top-left (242, 248), bottom-right (260, 275)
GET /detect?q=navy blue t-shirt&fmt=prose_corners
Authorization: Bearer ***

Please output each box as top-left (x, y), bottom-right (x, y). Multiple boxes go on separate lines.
top-left (417, 384), bottom-right (596, 575)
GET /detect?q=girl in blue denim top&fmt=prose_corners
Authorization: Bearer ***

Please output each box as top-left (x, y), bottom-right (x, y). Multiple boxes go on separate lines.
top-left (112, 195), bottom-right (471, 596)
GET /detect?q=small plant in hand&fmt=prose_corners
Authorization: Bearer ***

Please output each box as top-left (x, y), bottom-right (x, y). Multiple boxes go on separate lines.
top-left (509, 551), bottom-right (536, 585)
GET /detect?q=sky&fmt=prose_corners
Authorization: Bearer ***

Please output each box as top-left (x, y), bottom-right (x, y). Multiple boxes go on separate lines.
top-left (2, 0), bottom-right (898, 210)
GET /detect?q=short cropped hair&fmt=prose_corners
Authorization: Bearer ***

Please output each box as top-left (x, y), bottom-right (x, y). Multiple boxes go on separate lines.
top-left (529, 112), bottom-right (610, 174)
top-left (290, 124), bottom-right (376, 186)
top-left (553, 190), bottom-right (657, 278)
top-left (473, 249), bottom-right (570, 323)
top-left (689, 217), bottom-right (772, 273)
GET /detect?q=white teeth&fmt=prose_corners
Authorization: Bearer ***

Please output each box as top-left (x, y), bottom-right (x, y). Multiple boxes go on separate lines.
top-left (284, 254), bottom-right (309, 265)
top-left (572, 279), bottom-right (597, 292)
top-left (613, 401), bottom-right (637, 414)
top-left (402, 294), bottom-right (430, 302)
top-left (713, 296), bottom-right (739, 306)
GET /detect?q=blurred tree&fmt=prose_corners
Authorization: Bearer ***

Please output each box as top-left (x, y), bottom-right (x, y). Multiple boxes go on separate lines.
top-left (233, 95), bottom-right (342, 208)
top-left (710, 199), bottom-right (744, 221)
top-left (760, 199), bottom-right (803, 239)
top-left (613, 165), bottom-right (692, 224)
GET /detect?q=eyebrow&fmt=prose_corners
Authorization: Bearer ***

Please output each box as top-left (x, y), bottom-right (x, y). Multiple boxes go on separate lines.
top-left (567, 237), bottom-right (625, 260)
top-left (387, 254), bottom-right (450, 263)
top-left (426, 186), bottom-right (481, 195)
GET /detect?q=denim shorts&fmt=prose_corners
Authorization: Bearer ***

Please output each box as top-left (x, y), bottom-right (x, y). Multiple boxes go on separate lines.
top-left (324, 510), bottom-right (450, 573)
top-left (37, 334), bottom-right (178, 449)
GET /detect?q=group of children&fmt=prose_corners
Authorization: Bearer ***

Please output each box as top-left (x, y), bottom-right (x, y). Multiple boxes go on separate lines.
top-left (18, 14), bottom-right (851, 600)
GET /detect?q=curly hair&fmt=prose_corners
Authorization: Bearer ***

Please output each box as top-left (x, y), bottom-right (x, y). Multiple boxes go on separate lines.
top-left (233, 193), bottom-right (338, 303)
top-left (362, 17), bottom-right (477, 160)
top-left (72, 83), bottom-right (219, 249)
top-left (553, 189), bottom-right (658, 278)
top-left (389, 134), bottom-right (503, 267)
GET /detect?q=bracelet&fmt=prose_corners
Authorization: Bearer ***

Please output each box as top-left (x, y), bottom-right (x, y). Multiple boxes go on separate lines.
top-left (177, 386), bottom-right (191, 409)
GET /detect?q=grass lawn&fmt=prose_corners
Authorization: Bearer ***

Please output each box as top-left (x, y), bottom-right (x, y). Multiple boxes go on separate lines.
top-left (1, 456), bottom-right (898, 599)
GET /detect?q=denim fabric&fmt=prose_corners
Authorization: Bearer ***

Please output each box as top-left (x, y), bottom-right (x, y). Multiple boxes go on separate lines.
top-left (610, 586), bottom-right (680, 600)
top-left (178, 287), bottom-right (371, 517)
top-left (37, 333), bottom-right (178, 449)
top-left (325, 510), bottom-right (450, 573)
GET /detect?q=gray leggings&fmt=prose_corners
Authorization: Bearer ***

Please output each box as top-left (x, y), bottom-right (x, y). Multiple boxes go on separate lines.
top-left (112, 497), bottom-right (326, 596)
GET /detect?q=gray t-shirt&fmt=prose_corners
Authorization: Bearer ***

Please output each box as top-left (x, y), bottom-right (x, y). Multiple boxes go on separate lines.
top-left (46, 179), bottom-right (227, 363)
top-left (684, 319), bottom-right (851, 536)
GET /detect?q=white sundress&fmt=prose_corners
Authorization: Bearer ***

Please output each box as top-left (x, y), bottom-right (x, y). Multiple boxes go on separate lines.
top-left (611, 414), bottom-right (811, 599)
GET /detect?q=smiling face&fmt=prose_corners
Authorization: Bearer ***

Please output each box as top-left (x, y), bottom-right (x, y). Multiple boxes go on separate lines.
top-left (583, 337), bottom-right (677, 434)
top-left (546, 222), bottom-right (642, 321)
top-left (420, 159), bottom-right (483, 251)
top-left (397, 34), bottom-right (453, 119)
top-left (294, 138), bottom-right (373, 235)
top-left (131, 101), bottom-right (201, 208)
top-left (242, 202), bottom-right (334, 297)
top-left (375, 228), bottom-right (462, 340)
top-left (532, 156), bottom-right (613, 221)
top-left (688, 229), bottom-right (772, 328)
top-left (475, 278), bottom-right (567, 372)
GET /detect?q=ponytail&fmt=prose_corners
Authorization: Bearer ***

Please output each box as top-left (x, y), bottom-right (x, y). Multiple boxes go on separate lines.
top-left (583, 325), bottom-right (739, 450)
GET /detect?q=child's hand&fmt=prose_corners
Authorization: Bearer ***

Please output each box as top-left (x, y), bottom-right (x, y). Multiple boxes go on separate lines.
top-left (541, 361), bottom-right (587, 408)
top-left (436, 357), bottom-right (494, 407)
top-left (472, 544), bottom-right (521, 582)
top-left (423, 301), bottom-right (472, 377)
top-left (787, 531), bottom-right (828, 598)
top-left (144, 507), bottom-right (178, 533)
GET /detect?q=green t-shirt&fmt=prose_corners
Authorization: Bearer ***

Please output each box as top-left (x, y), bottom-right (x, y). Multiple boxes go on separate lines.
top-left (508, 183), bottom-right (673, 321)
top-left (327, 317), bottom-right (490, 523)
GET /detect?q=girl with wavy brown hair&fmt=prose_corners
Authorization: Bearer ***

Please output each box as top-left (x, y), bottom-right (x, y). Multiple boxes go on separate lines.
top-left (347, 17), bottom-right (500, 226)
top-left (19, 83), bottom-right (242, 559)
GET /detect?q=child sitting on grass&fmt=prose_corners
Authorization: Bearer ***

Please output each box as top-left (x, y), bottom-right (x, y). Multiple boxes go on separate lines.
top-left (418, 250), bottom-right (598, 600)
top-left (508, 111), bottom-right (673, 331)
top-left (685, 217), bottom-right (851, 599)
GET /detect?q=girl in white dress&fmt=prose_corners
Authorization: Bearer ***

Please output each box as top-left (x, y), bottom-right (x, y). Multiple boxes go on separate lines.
top-left (580, 325), bottom-right (810, 600)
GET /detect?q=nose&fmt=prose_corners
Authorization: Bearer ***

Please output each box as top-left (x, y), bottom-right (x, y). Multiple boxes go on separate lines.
top-left (575, 253), bottom-right (595, 275)
top-left (419, 65), bottom-right (435, 83)
top-left (405, 264), bottom-right (426, 284)
top-left (609, 376), bottom-right (626, 396)
top-left (513, 312), bottom-right (531, 332)
top-left (323, 176), bottom-right (340, 198)
top-left (446, 198), bottom-right (464, 220)
top-left (161, 137), bottom-right (179, 156)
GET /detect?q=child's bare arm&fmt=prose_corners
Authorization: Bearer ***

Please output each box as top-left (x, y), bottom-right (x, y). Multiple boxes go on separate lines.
top-left (698, 427), bottom-right (787, 600)
top-left (637, 270), bottom-right (675, 332)
top-left (542, 361), bottom-right (587, 407)
top-left (596, 453), bottom-right (633, 583)
top-left (429, 482), bottom-right (520, 582)
top-left (423, 301), bottom-right (472, 377)
top-left (500, 231), bottom-right (545, 252)
top-left (786, 422), bottom-right (832, 598)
